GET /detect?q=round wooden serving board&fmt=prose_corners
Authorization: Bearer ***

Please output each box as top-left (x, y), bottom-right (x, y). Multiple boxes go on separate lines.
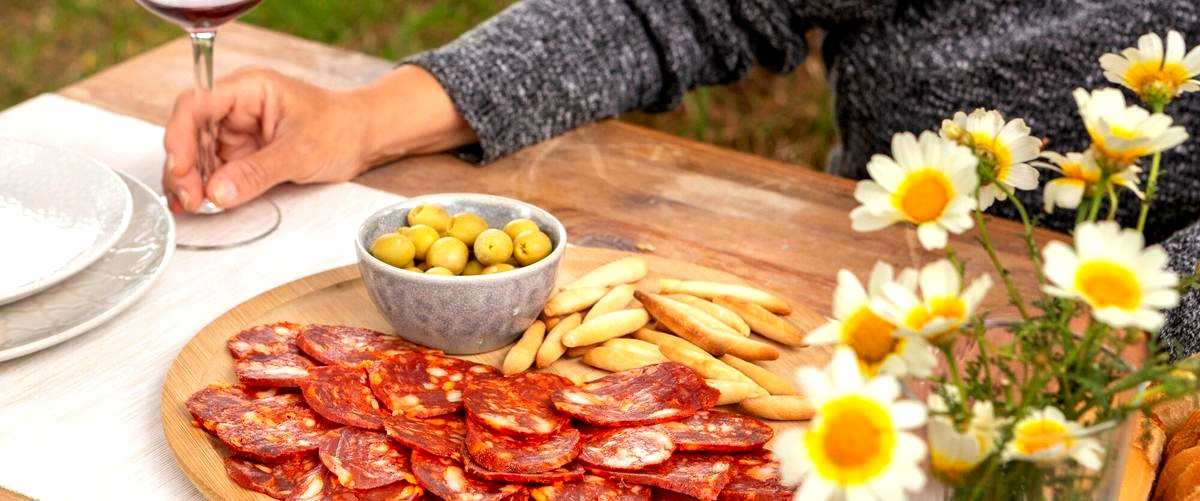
top-left (162, 246), bottom-right (828, 500)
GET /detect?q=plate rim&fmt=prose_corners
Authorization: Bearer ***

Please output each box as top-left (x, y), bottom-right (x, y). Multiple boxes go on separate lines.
top-left (0, 171), bottom-right (175, 362)
top-left (0, 138), bottom-right (135, 305)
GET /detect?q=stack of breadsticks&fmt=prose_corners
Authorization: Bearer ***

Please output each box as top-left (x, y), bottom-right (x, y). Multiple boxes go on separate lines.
top-left (501, 256), bottom-right (816, 421)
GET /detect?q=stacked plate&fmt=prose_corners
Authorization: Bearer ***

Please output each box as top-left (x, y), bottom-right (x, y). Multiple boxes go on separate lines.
top-left (0, 138), bottom-right (174, 361)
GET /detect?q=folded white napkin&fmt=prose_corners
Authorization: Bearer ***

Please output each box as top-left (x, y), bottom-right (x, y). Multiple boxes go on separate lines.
top-left (0, 94), bottom-right (404, 500)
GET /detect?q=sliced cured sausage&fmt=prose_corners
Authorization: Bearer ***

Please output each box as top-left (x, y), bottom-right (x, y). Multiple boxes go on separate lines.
top-left (462, 455), bottom-right (585, 484)
top-left (215, 395), bottom-right (334, 462)
top-left (551, 363), bottom-right (718, 427)
top-left (719, 451), bottom-right (792, 501)
top-left (465, 419), bottom-right (581, 474)
top-left (300, 365), bottom-right (385, 430)
top-left (367, 352), bottom-right (498, 418)
top-left (318, 427), bottom-right (415, 490)
top-left (578, 426), bottom-right (674, 471)
top-left (529, 475), bottom-right (651, 501)
top-left (228, 322), bottom-right (303, 359)
top-left (284, 463), bottom-right (334, 501)
top-left (659, 410), bottom-right (773, 452)
top-left (187, 385), bottom-right (268, 433)
top-left (298, 324), bottom-right (424, 366)
top-left (236, 353), bottom-right (317, 388)
top-left (464, 372), bottom-right (572, 436)
top-left (284, 465), bottom-right (423, 501)
top-left (224, 454), bottom-right (319, 499)
top-left (354, 482), bottom-right (425, 501)
top-left (410, 449), bottom-right (526, 501)
top-left (587, 453), bottom-right (736, 501)
top-left (383, 414), bottom-right (466, 461)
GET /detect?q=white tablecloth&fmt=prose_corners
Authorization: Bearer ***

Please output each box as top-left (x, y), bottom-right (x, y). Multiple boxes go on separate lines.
top-left (0, 94), bottom-right (404, 500)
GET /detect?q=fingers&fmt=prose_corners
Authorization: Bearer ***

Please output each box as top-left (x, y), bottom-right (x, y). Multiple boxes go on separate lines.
top-left (205, 141), bottom-right (291, 209)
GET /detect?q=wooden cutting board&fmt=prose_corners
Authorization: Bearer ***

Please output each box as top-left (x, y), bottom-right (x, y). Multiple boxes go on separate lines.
top-left (161, 246), bottom-right (828, 500)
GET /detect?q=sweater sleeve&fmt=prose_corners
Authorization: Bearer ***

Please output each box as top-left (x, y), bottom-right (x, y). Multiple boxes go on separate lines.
top-left (1160, 221), bottom-right (1200, 359)
top-left (402, 0), bottom-right (895, 162)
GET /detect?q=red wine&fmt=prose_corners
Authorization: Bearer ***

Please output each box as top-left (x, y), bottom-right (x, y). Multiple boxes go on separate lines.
top-left (136, 0), bottom-right (262, 31)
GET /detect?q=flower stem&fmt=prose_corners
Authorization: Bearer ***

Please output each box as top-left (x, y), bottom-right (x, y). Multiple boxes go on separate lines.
top-left (973, 208), bottom-right (1030, 320)
top-left (939, 342), bottom-right (968, 407)
top-left (1136, 101), bottom-right (1167, 232)
top-left (993, 183), bottom-right (1044, 286)
top-left (1106, 183), bottom-right (1119, 220)
top-left (1086, 175), bottom-right (1109, 222)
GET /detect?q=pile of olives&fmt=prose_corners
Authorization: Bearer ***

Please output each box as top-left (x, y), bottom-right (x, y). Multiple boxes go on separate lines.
top-left (369, 203), bottom-right (554, 276)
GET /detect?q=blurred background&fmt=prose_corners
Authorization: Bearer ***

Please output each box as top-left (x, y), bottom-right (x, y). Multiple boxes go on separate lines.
top-left (1, 0), bottom-right (836, 169)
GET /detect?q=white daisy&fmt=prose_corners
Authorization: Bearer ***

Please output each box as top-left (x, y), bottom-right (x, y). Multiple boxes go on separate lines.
top-left (1002, 406), bottom-right (1104, 470)
top-left (1100, 30), bottom-right (1200, 103)
top-left (850, 131), bottom-right (979, 250)
top-left (774, 347), bottom-right (927, 500)
top-left (874, 260), bottom-right (992, 344)
top-left (1035, 151), bottom-right (1142, 213)
top-left (805, 262), bottom-right (936, 378)
top-left (940, 109), bottom-right (1041, 210)
top-left (1042, 221), bottom-right (1180, 331)
top-left (926, 390), bottom-right (1008, 485)
top-left (1073, 88), bottom-right (1188, 166)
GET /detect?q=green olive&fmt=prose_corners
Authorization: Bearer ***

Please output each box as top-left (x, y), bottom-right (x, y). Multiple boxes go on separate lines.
top-left (504, 218), bottom-right (540, 241)
top-left (407, 204), bottom-right (451, 233)
top-left (403, 265), bottom-right (423, 273)
top-left (426, 236), bottom-right (468, 274)
top-left (425, 266), bottom-right (454, 276)
top-left (401, 224), bottom-right (440, 260)
top-left (473, 229), bottom-right (514, 266)
top-left (446, 212), bottom-right (489, 246)
top-left (462, 260), bottom-right (485, 276)
top-left (369, 233), bottom-right (415, 268)
top-left (481, 263), bottom-right (516, 274)
top-left (417, 261), bottom-right (432, 271)
top-left (514, 231), bottom-right (553, 266)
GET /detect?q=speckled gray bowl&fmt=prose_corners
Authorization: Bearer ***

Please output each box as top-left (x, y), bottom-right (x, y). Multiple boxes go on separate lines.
top-left (356, 193), bottom-right (567, 354)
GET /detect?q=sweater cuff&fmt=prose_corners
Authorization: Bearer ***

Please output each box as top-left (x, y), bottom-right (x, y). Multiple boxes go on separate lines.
top-left (1159, 221), bottom-right (1200, 359)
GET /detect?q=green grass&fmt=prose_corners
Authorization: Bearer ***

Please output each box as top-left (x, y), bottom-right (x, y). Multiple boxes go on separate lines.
top-left (1, 0), bottom-right (833, 168)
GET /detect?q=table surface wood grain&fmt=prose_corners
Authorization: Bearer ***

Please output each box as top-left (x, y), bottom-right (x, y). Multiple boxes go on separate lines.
top-left (59, 22), bottom-right (1055, 321)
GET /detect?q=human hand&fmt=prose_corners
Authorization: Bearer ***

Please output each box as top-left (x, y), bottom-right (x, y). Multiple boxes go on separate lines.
top-left (163, 65), bottom-right (474, 212)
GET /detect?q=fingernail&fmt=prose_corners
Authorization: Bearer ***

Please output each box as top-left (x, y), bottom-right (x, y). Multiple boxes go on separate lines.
top-left (211, 180), bottom-right (237, 207)
top-left (166, 154), bottom-right (181, 176)
top-left (175, 187), bottom-right (191, 208)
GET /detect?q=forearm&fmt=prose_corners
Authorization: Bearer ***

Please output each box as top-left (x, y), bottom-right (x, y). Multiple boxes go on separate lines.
top-left (348, 65), bottom-right (476, 166)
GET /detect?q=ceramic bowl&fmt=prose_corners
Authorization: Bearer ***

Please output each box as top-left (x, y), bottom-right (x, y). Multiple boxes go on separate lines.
top-left (356, 193), bottom-right (567, 354)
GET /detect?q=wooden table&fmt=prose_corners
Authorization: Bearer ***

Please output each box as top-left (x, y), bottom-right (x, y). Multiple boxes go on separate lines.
top-left (61, 22), bottom-right (1052, 320)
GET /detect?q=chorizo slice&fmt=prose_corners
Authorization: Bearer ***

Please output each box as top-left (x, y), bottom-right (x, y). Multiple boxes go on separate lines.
top-left (578, 426), bottom-right (675, 471)
top-left (658, 410), bottom-right (774, 452)
top-left (298, 324), bottom-right (424, 366)
top-left (529, 475), bottom-right (651, 501)
top-left (318, 427), bottom-right (415, 490)
top-left (587, 453), bottom-right (736, 501)
top-left (228, 322), bottom-right (303, 359)
top-left (235, 353), bottom-right (317, 388)
top-left (465, 419), bottom-right (581, 474)
top-left (383, 413), bottom-right (467, 461)
top-left (464, 372), bottom-right (572, 437)
top-left (410, 449), bottom-right (527, 501)
top-left (718, 451), bottom-right (792, 501)
top-left (300, 365), bottom-right (386, 430)
top-left (367, 352), bottom-right (498, 418)
top-left (223, 454), bottom-right (319, 499)
top-left (462, 455), bottom-right (585, 484)
top-left (551, 363), bottom-right (718, 427)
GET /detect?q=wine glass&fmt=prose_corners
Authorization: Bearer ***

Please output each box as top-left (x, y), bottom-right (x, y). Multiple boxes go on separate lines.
top-left (135, 0), bottom-right (281, 250)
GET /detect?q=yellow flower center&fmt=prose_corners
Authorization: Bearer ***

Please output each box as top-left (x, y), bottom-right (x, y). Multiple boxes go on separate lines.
top-left (1060, 161), bottom-right (1099, 183)
top-left (892, 169), bottom-right (954, 223)
top-left (841, 306), bottom-right (900, 375)
top-left (970, 132), bottom-right (1013, 173)
top-left (1125, 60), bottom-right (1192, 95)
top-left (1013, 417), bottom-right (1073, 456)
top-left (931, 450), bottom-right (976, 485)
top-left (1074, 260), bottom-right (1142, 310)
top-left (902, 296), bottom-right (966, 332)
top-left (806, 395), bottom-right (897, 484)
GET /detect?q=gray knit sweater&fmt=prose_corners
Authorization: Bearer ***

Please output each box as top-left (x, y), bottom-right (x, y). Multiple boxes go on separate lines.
top-left (407, 0), bottom-right (1200, 357)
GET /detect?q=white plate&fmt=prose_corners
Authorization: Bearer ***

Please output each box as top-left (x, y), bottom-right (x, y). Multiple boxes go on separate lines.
top-left (0, 139), bottom-right (133, 304)
top-left (0, 171), bottom-right (174, 362)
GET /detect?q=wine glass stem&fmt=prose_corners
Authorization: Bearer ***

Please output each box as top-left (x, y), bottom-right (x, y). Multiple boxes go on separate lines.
top-left (189, 30), bottom-right (222, 214)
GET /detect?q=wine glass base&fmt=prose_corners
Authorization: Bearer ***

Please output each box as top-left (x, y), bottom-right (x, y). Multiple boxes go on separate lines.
top-left (174, 197), bottom-right (282, 250)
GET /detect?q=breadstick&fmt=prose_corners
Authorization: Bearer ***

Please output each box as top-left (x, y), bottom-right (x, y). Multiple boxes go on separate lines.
top-left (658, 278), bottom-right (792, 315)
top-left (602, 337), bottom-right (663, 358)
top-left (714, 296), bottom-right (805, 346)
top-left (668, 294), bottom-right (751, 336)
top-left (563, 309), bottom-right (650, 347)
top-left (583, 345), bottom-right (667, 372)
top-left (564, 257), bottom-right (648, 290)
top-left (535, 313), bottom-right (581, 368)
top-left (720, 355), bottom-right (799, 395)
top-left (585, 284), bottom-right (637, 322)
top-left (543, 287), bottom-right (609, 317)
top-left (740, 395), bottom-right (816, 421)
top-left (565, 345), bottom-right (594, 358)
top-left (705, 379), bottom-right (768, 406)
top-left (542, 315), bottom-right (562, 331)
top-left (642, 333), bottom-right (756, 384)
top-left (502, 321), bottom-right (545, 375)
top-left (636, 292), bottom-right (780, 360)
